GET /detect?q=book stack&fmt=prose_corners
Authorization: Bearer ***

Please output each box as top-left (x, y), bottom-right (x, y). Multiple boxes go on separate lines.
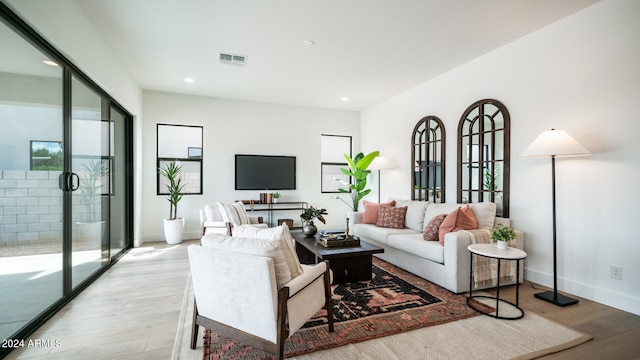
top-left (259, 193), bottom-right (273, 204)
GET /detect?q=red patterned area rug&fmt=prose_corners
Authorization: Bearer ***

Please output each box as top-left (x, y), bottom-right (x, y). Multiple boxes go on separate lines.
top-left (202, 258), bottom-right (490, 359)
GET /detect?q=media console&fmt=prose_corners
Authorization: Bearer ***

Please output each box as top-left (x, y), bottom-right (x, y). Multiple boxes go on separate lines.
top-left (243, 201), bottom-right (308, 229)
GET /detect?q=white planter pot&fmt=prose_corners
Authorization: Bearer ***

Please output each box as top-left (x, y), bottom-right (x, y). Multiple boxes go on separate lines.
top-left (163, 218), bottom-right (184, 244)
top-left (496, 240), bottom-right (508, 250)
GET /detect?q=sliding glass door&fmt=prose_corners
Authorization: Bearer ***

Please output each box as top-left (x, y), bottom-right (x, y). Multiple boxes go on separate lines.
top-left (0, 16), bottom-right (65, 343)
top-left (0, 4), bottom-right (133, 355)
top-left (70, 76), bottom-right (110, 289)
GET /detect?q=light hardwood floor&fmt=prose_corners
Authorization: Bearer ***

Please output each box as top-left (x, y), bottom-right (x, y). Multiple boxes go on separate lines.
top-left (5, 240), bottom-right (640, 359)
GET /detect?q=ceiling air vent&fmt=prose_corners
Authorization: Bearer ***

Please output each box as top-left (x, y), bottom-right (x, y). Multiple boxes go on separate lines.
top-left (219, 52), bottom-right (247, 67)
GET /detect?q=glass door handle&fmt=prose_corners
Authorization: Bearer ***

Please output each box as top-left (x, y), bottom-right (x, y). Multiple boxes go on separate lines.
top-left (59, 172), bottom-right (80, 191)
top-left (69, 173), bottom-right (80, 191)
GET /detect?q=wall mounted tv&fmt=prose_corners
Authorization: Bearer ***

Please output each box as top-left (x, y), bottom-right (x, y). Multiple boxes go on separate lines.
top-left (235, 154), bottom-right (296, 190)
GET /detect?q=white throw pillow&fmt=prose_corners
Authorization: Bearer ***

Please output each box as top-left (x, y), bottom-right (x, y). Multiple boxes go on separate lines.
top-left (233, 224), bottom-right (303, 279)
top-left (217, 201), bottom-right (251, 225)
top-left (201, 233), bottom-right (292, 288)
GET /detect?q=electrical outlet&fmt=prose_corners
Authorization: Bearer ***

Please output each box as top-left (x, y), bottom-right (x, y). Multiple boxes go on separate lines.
top-left (610, 265), bottom-right (623, 280)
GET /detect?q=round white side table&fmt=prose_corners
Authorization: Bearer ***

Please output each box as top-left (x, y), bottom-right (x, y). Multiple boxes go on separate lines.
top-left (467, 243), bottom-right (527, 320)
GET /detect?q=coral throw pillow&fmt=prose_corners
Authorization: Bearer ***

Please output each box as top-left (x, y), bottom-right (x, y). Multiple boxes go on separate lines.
top-left (362, 200), bottom-right (396, 224)
top-left (376, 206), bottom-right (407, 229)
top-left (438, 206), bottom-right (478, 245)
top-left (423, 214), bottom-right (447, 241)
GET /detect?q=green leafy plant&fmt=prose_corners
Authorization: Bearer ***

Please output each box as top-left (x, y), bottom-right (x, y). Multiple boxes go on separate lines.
top-left (272, 191), bottom-right (281, 199)
top-left (158, 161), bottom-right (185, 220)
top-left (490, 224), bottom-right (517, 243)
top-left (336, 151), bottom-right (380, 211)
top-left (300, 206), bottom-right (327, 224)
top-left (484, 168), bottom-right (501, 191)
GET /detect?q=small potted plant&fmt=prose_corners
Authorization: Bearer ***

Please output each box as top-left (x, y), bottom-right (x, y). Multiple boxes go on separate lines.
top-left (272, 192), bottom-right (281, 203)
top-left (490, 224), bottom-right (517, 250)
top-left (300, 206), bottom-right (328, 236)
top-left (158, 160), bottom-right (186, 244)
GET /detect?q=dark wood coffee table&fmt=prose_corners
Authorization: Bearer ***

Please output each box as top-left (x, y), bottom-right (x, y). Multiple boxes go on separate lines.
top-left (292, 232), bottom-right (384, 284)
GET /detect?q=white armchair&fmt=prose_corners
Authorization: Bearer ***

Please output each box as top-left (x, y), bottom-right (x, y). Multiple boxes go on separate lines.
top-left (188, 244), bottom-right (334, 359)
top-left (199, 203), bottom-right (265, 235)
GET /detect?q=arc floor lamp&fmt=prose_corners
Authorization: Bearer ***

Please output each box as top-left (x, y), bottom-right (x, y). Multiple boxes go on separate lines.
top-left (520, 129), bottom-right (591, 307)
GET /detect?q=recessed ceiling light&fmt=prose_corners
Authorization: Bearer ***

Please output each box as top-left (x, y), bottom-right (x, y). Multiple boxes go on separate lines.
top-left (341, 97), bottom-right (349, 102)
top-left (43, 60), bottom-right (59, 67)
top-left (184, 78), bottom-right (194, 83)
top-left (302, 40), bottom-right (315, 47)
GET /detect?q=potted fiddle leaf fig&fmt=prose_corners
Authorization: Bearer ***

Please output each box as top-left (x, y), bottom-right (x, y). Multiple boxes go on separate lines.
top-left (158, 160), bottom-right (186, 244)
top-left (300, 206), bottom-right (328, 236)
top-left (490, 224), bottom-right (517, 250)
top-left (336, 151), bottom-right (380, 211)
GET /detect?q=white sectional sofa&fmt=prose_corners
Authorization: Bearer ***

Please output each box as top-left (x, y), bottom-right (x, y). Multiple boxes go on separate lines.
top-left (349, 199), bottom-right (524, 294)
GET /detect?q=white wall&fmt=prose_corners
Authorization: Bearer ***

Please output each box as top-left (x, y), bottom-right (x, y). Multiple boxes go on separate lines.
top-left (361, 0), bottom-right (640, 315)
top-left (141, 91), bottom-right (360, 242)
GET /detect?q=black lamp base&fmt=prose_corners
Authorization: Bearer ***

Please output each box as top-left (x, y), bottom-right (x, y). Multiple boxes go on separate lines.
top-left (534, 291), bottom-right (579, 307)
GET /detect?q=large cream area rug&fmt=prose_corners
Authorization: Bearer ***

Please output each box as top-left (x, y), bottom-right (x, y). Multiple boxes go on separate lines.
top-left (173, 274), bottom-right (591, 360)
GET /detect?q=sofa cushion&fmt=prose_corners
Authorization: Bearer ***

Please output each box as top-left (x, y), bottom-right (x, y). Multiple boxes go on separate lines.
top-left (387, 233), bottom-right (444, 264)
top-left (438, 206), bottom-right (477, 245)
top-left (468, 202), bottom-right (497, 230)
top-left (423, 213), bottom-right (447, 241)
top-left (233, 224), bottom-right (303, 279)
top-left (362, 200), bottom-right (396, 224)
top-left (201, 233), bottom-right (291, 288)
top-left (376, 206), bottom-right (407, 229)
top-left (390, 198), bottom-right (429, 231)
top-left (353, 223), bottom-right (417, 245)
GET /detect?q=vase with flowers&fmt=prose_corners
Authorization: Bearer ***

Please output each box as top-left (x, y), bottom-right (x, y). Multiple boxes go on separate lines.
top-left (300, 206), bottom-right (328, 236)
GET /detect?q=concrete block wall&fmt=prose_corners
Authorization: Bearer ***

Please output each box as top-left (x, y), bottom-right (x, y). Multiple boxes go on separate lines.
top-left (0, 170), bottom-right (61, 247)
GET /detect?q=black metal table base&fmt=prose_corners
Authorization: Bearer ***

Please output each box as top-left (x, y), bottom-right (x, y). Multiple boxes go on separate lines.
top-left (467, 295), bottom-right (524, 320)
top-left (468, 249), bottom-right (525, 320)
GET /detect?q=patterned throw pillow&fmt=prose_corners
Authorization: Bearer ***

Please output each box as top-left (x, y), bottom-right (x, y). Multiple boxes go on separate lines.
top-left (423, 214), bottom-right (447, 241)
top-left (376, 206), bottom-right (407, 229)
top-left (438, 205), bottom-right (478, 245)
top-left (362, 200), bottom-right (396, 224)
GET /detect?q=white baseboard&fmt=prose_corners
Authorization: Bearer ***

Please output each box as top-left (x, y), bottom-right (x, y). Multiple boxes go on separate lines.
top-left (525, 268), bottom-right (640, 316)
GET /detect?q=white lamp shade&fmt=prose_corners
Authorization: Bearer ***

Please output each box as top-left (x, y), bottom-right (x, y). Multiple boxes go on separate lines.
top-left (520, 129), bottom-right (591, 158)
top-left (369, 156), bottom-right (394, 170)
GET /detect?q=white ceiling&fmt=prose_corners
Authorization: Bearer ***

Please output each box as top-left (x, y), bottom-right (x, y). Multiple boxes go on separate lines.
top-left (76, 0), bottom-right (599, 111)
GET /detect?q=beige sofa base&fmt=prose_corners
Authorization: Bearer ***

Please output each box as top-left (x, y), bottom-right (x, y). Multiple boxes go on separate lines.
top-left (351, 210), bottom-right (524, 294)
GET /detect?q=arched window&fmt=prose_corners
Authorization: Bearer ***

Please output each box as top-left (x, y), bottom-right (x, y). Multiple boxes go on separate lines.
top-left (412, 116), bottom-right (445, 202)
top-left (457, 99), bottom-right (510, 217)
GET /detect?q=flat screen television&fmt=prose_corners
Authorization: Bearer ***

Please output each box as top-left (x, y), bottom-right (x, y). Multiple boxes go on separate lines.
top-left (235, 154), bottom-right (296, 190)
